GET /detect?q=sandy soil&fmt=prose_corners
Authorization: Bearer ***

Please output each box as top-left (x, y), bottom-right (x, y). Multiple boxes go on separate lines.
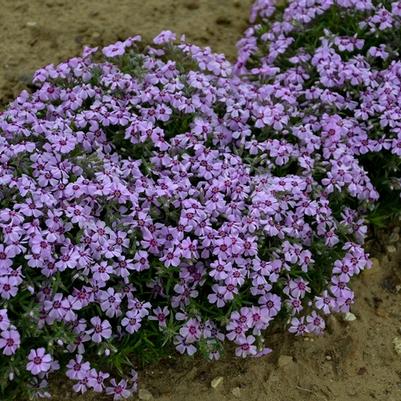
top-left (0, 0), bottom-right (251, 105)
top-left (1, 1), bottom-right (401, 401)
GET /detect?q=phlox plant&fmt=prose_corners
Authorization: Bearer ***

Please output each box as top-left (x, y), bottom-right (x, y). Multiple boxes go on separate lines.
top-left (236, 0), bottom-right (401, 225)
top-left (0, 0), bottom-right (398, 398)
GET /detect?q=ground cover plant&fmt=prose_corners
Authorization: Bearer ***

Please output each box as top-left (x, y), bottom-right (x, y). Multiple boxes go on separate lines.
top-left (0, 0), bottom-right (400, 399)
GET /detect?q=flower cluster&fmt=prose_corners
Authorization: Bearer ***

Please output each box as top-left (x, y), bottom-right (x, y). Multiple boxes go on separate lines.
top-left (236, 0), bottom-right (401, 209)
top-left (0, 0), bottom-right (399, 397)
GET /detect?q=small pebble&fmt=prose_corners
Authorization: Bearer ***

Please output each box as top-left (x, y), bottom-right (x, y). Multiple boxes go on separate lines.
top-left (343, 312), bottom-right (357, 322)
top-left (231, 387), bottom-right (241, 398)
top-left (386, 245), bottom-right (397, 254)
top-left (211, 376), bottom-right (224, 389)
top-left (393, 337), bottom-right (401, 356)
top-left (138, 388), bottom-right (154, 400)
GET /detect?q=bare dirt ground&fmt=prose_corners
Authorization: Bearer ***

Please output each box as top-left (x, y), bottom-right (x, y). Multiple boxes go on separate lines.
top-left (1, 1), bottom-right (400, 400)
top-left (0, 0), bottom-right (251, 104)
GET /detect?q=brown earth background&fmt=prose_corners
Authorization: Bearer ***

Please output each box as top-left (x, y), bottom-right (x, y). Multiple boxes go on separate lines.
top-left (0, 1), bottom-right (400, 400)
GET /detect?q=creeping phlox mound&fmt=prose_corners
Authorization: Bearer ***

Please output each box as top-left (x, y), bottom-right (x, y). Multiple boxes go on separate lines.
top-left (0, 7), bottom-right (395, 399)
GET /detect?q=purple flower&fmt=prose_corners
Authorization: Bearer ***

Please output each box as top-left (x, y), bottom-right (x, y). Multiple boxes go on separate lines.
top-left (306, 311), bottom-right (325, 335)
top-left (288, 317), bottom-right (309, 336)
top-left (174, 335), bottom-right (197, 356)
top-left (66, 355), bottom-right (91, 380)
top-left (0, 278), bottom-right (18, 299)
top-left (102, 41), bottom-right (126, 58)
top-left (121, 311), bottom-right (142, 334)
top-left (26, 348), bottom-right (52, 375)
top-left (73, 373), bottom-right (90, 394)
top-left (285, 278), bottom-right (310, 298)
top-left (0, 309), bottom-right (10, 330)
top-left (153, 30), bottom-right (177, 45)
top-left (258, 293), bottom-right (281, 317)
top-left (208, 285), bottom-right (227, 308)
top-left (0, 245), bottom-right (13, 269)
top-left (0, 328), bottom-right (20, 355)
top-left (99, 288), bottom-right (122, 318)
top-left (179, 318), bottom-right (201, 342)
top-left (314, 291), bottom-right (333, 314)
top-left (226, 320), bottom-right (247, 341)
top-left (235, 335), bottom-right (257, 358)
top-left (148, 306), bottom-right (170, 328)
top-left (88, 369), bottom-right (110, 393)
top-left (105, 379), bottom-right (132, 400)
top-left (88, 317), bottom-right (112, 343)
top-left (92, 262), bottom-right (113, 283)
